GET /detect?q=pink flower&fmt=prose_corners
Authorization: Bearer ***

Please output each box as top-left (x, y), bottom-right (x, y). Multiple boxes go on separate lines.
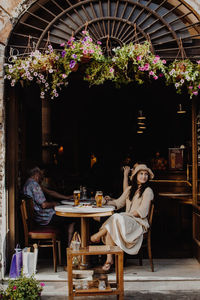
top-left (109, 68), bottom-right (114, 73)
top-left (97, 41), bottom-right (102, 45)
top-left (82, 30), bottom-right (88, 35)
top-left (198, 85), bottom-right (200, 89)
top-left (137, 56), bottom-right (142, 61)
top-left (144, 63), bottom-right (150, 71)
top-left (197, 60), bottom-right (200, 64)
top-left (13, 286), bottom-right (17, 290)
top-left (89, 49), bottom-right (94, 54)
top-left (193, 91), bottom-right (198, 96)
top-left (162, 60), bottom-right (166, 64)
top-left (149, 71), bottom-right (154, 76)
top-left (153, 76), bottom-right (158, 80)
top-left (138, 66), bottom-right (145, 71)
top-left (83, 50), bottom-right (88, 55)
top-left (40, 282), bottom-right (45, 287)
top-left (189, 86), bottom-right (193, 89)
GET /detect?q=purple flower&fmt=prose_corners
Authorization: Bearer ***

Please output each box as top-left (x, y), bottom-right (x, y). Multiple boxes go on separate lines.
top-left (69, 60), bottom-right (76, 69)
top-left (61, 51), bottom-right (66, 57)
top-left (72, 54), bottom-right (77, 59)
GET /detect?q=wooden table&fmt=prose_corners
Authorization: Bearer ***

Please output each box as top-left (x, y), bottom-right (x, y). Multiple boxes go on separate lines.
top-left (67, 245), bottom-right (124, 300)
top-left (55, 205), bottom-right (115, 267)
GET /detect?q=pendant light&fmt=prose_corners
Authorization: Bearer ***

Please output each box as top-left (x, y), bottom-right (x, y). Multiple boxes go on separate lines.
top-left (177, 104), bottom-right (186, 114)
top-left (137, 110), bottom-right (146, 120)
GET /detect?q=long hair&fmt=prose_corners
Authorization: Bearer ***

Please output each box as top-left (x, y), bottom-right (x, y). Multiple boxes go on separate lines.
top-left (129, 171), bottom-right (151, 200)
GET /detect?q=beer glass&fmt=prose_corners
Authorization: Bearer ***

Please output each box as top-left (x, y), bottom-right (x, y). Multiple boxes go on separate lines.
top-left (95, 191), bottom-right (103, 207)
top-left (73, 190), bottom-right (80, 206)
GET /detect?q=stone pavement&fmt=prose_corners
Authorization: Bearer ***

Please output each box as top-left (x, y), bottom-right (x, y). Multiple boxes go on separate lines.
top-left (36, 258), bottom-right (200, 299)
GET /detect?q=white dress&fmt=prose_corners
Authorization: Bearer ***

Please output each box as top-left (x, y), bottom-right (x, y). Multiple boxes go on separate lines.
top-left (101, 186), bottom-right (154, 255)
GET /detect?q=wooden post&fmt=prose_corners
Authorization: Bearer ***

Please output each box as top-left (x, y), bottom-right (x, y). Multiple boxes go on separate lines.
top-left (42, 98), bottom-right (51, 164)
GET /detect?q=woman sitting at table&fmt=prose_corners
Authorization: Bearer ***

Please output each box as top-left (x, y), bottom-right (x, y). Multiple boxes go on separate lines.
top-left (90, 164), bottom-right (154, 273)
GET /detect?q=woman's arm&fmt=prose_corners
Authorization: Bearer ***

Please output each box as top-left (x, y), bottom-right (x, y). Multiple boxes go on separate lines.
top-left (105, 187), bottom-right (131, 210)
top-left (123, 166), bottom-right (130, 192)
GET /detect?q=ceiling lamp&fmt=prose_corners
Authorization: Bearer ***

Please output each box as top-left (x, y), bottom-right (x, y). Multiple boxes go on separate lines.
top-left (177, 104), bottom-right (186, 114)
top-left (139, 126), bottom-right (146, 129)
top-left (137, 110), bottom-right (146, 120)
top-left (137, 130), bottom-right (143, 134)
top-left (138, 122), bottom-right (145, 125)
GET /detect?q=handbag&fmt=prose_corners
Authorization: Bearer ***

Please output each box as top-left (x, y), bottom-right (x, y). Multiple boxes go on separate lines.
top-left (9, 244), bottom-right (23, 278)
top-left (70, 232), bottom-right (81, 268)
top-left (23, 244), bottom-right (38, 277)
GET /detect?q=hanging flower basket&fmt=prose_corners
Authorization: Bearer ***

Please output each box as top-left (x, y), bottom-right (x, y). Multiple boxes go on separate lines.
top-left (3, 31), bottom-right (200, 99)
top-left (165, 59), bottom-right (200, 98)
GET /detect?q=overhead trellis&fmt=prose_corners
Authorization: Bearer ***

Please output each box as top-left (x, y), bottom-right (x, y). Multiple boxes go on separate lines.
top-left (7, 0), bottom-right (200, 59)
top-left (4, 30), bottom-right (200, 99)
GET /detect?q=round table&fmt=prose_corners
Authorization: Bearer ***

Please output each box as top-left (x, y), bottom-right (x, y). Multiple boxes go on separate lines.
top-left (55, 204), bottom-right (115, 267)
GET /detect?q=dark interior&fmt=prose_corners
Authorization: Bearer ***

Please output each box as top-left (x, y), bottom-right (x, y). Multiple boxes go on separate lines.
top-left (17, 76), bottom-right (193, 258)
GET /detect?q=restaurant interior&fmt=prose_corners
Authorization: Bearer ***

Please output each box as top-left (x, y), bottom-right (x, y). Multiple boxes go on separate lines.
top-left (13, 74), bottom-right (194, 261)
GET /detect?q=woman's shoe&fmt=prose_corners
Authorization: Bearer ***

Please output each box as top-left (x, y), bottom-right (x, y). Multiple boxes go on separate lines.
top-left (90, 232), bottom-right (101, 243)
top-left (102, 262), bottom-right (114, 274)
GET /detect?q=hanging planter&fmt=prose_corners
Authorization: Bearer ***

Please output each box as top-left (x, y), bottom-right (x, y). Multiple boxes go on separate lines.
top-left (71, 62), bottom-right (79, 72)
top-left (3, 31), bottom-right (200, 99)
top-left (80, 54), bottom-right (91, 63)
top-left (165, 59), bottom-right (200, 98)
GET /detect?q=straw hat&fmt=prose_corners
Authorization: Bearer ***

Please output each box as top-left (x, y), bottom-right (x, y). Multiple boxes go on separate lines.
top-left (130, 164), bottom-right (154, 180)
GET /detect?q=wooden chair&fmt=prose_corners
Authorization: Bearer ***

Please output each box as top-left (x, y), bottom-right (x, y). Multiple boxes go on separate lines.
top-left (20, 198), bottom-right (61, 272)
top-left (138, 200), bottom-right (155, 272)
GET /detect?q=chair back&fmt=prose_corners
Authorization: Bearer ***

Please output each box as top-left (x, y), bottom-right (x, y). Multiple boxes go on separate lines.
top-left (20, 198), bottom-right (35, 246)
top-left (148, 200), bottom-right (155, 228)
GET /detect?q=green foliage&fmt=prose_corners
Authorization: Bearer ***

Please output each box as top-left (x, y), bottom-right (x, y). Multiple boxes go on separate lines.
top-left (4, 32), bottom-right (200, 99)
top-left (0, 273), bottom-right (44, 300)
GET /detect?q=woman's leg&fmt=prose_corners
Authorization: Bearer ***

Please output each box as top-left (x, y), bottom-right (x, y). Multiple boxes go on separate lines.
top-left (90, 227), bottom-right (107, 242)
top-left (104, 232), bottom-right (115, 265)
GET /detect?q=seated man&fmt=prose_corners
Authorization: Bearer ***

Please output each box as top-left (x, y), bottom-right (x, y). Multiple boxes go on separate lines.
top-left (23, 166), bottom-right (75, 254)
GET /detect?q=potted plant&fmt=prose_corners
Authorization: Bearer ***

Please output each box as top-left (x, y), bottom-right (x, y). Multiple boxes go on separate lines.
top-left (0, 273), bottom-right (44, 300)
top-left (4, 45), bottom-right (59, 99)
top-left (112, 41), bottom-right (167, 86)
top-left (84, 57), bottom-right (114, 86)
top-left (165, 59), bottom-right (200, 98)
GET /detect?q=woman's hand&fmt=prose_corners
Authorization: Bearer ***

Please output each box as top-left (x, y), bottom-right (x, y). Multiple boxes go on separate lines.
top-left (102, 195), bottom-right (112, 205)
top-left (123, 166), bottom-right (130, 177)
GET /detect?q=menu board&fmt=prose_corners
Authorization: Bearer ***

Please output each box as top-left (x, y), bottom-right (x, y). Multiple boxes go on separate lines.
top-left (168, 148), bottom-right (184, 170)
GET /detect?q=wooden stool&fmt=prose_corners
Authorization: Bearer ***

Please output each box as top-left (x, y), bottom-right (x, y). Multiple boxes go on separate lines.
top-left (67, 245), bottom-right (124, 300)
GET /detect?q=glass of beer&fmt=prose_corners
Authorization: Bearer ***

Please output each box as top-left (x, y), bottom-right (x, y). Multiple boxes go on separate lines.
top-left (95, 191), bottom-right (103, 207)
top-left (73, 190), bottom-right (80, 206)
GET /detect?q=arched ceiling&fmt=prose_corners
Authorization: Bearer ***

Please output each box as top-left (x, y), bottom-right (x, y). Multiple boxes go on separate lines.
top-left (7, 0), bottom-right (200, 60)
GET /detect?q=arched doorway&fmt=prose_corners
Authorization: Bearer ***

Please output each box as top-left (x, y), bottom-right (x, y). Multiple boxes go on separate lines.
top-left (4, 0), bottom-right (200, 269)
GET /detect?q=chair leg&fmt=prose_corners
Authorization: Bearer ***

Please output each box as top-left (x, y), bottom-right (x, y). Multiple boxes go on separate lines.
top-left (52, 238), bottom-right (57, 272)
top-left (147, 234), bottom-right (154, 272)
top-left (139, 248), bottom-right (143, 266)
top-left (57, 240), bottom-right (62, 265)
